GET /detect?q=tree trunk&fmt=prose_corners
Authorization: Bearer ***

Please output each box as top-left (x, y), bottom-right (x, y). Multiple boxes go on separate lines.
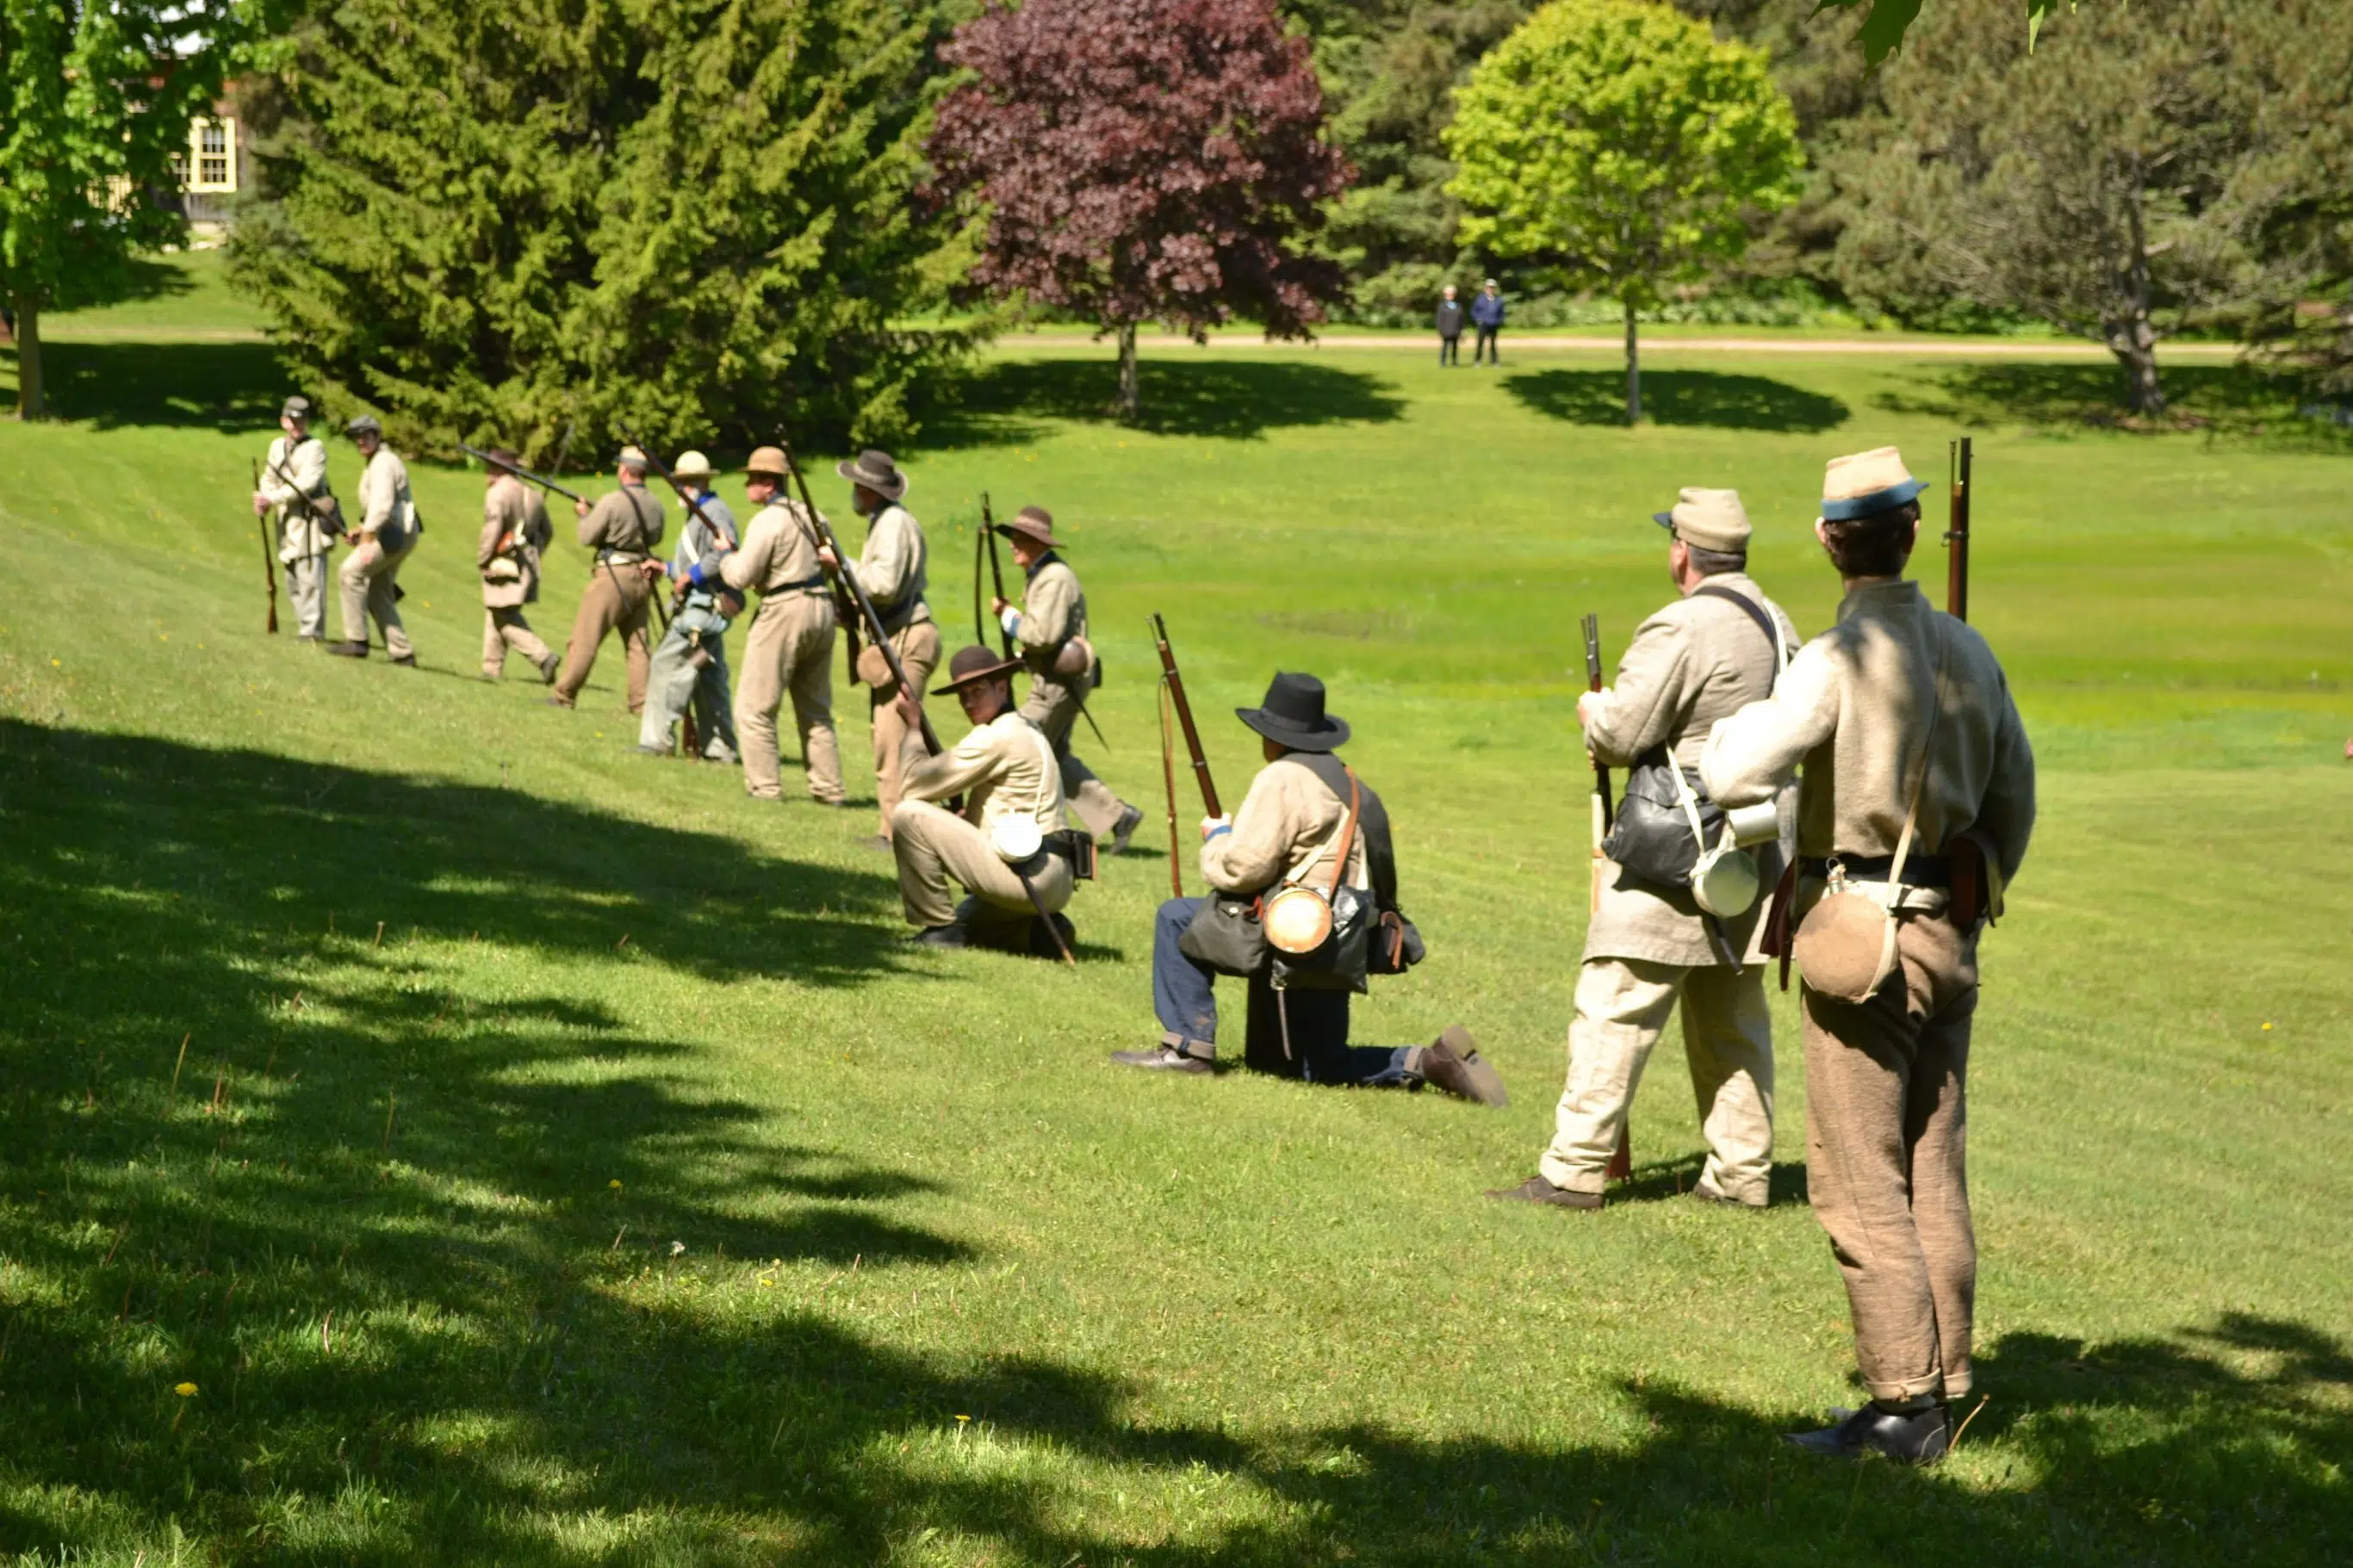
top-left (1116, 321), bottom-right (1139, 423)
top-left (2107, 160), bottom-right (2165, 417)
top-left (1623, 297), bottom-right (1641, 425)
top-left (13, 295), bottom-right (43, 422)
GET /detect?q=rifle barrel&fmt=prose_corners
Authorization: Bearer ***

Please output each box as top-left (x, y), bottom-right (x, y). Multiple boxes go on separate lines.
top-left (459, 443), bottom-right (585, 505)
top-left (983, 495), bottom-right (1015, 658)
top-left (617, 425), bottom-right (735, 550)
top-left (1946, 437), bottom-right (1972, 623)
top-left (1150, 613), bottom-right (1220, 818)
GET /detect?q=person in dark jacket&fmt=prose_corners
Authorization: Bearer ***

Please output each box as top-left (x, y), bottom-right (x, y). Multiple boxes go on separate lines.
top-left (1472, 279), bottom-right (1506, 365)
top-left (1436, 286), bottom-right (1466, 366)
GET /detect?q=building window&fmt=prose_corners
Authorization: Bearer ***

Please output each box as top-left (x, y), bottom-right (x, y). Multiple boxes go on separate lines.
top-left (187, 117), bottom-right (237, 194)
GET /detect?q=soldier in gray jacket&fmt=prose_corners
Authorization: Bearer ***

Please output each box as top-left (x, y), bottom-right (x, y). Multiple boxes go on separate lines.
top-left (251, 395), bottom-right (335, 641)
top-left (327, 415), bottom-right (419, 664)
top-left (1492, 488), bottom-right (1797, 1212)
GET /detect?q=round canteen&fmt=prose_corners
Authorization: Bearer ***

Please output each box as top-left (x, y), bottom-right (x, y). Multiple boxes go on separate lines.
top-left (990, 815), bottom-right (1042, 864)
top-left (1690, 844), bottom-right (1760, 919)
top-left (1262, 885), bottom-right (1335, 954)
top-left (1792, 892), bottom-right (1900, 1003)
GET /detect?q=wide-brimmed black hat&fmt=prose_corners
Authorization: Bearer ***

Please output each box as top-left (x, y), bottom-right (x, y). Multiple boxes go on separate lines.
top-left (835, 448), bottom-right (910, 500)
top-left (1236, 672), bottom-right (1348, 753)
top-left (937, 643), bottom-right (1021, 694)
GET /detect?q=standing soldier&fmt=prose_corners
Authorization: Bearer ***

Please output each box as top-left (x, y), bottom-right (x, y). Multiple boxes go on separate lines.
top-left (251, 394), bottom-right (336, 641)
top-left (476, 449), bottom-right (559, 684)
top-left (1490, 489), bottom-right (1796, 1212)
top-left (637, 450), bottom-right (741, 762)
top-left (990, 505), bottom-right (1144, 852)
top-left (327, 415), bottom-right (419, 665)
top-left (890, 646), bottom-right (1077, 952)
top-left (705, 446), bottom-right (842, 804)
top-left (816, 449), bottom-right (935, 843)
top-left (1703, 447), bottom-right (2036, 1464)
top-left (549, 447), bottom-right (665, 713)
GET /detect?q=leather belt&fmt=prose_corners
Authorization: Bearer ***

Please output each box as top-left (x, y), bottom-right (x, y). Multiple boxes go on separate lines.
top-left (596, 550), bottom-right (649, 566)
top-left (768, 573), bottom-right (828, 593)
top-left (1803, 853), bottom-right (1951, 887)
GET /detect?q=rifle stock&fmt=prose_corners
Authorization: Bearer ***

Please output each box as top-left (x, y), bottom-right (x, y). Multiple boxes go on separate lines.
top-left (252, 457), bottom-right (278, 634)
top-left (1150, 613), bottom-right (1220, 818)
top-left (1946, 437), bottom-right (1972, 622)
top-left (1580, 611), bottom-right (1631, 1182)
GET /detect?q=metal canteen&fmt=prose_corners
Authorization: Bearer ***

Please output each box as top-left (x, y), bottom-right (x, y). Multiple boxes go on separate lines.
top-left (1727, 799), bottom-right (1780, 847)
top-left (990, 815), bottom-right (1043, 864)
top-left (1261, 885), bottom-right (1334, 954)
top-left (1690, 842), bottom-right (1760, 918)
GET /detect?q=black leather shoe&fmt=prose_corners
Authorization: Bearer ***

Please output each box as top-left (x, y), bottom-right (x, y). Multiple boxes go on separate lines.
top-left (388, 653), bottom-right (417, 667)
top-left (538, 655), bottom-right (561, 685)
top-left (1485, 1175), bottom-right (1603, 1210)
top-left (1108, 803), bottom-right (1144, 855)
top-left (904, 924), bottom-right (967, 947)
top-left (1417, 1026), bottom-right (1507, 1107)
top-left (326, 641), bottom-right (368, 658)
top-left (1786, 1402), bottom-right (1951, 1463)
top-left (1109, 1039), bottom-right (1214, 1075)
top-left (544, 695), bottom-right (574, 709)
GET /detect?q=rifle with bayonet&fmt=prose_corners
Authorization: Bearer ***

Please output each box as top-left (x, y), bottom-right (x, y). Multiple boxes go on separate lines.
top-left (1150, 612), bottom-right (1220, 899)
top-left (1580, 612), bottom-right (1633, 1184)
top-left (251, 458), bottom-right (278, 634)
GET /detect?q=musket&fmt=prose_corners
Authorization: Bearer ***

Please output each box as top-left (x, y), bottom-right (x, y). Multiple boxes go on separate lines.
top-left (1580, 611), bottom-right (1632, 1184)
top-left (1149, 613), bottom-right (1220, 818)
top-left (980, 493), bottom-right (1015, 659)
top-left (1946, 437), bottom-right (1972, 622)
top-left (1157, 663), bottom-right (1185, 898)
top-left (251, 457), bottom-right (278, 634)
top-left (771, 426), bottom-right (864, 684)
top-left (618, 425), bottom-right (736, 552)
top-left (459, 444), bottom-right (587, 505)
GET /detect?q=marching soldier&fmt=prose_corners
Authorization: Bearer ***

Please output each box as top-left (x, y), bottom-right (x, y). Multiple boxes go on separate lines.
top-left (816, 449), bottom-right (935, 843)
top-left (251, 394), bottom-right (336, 641)
top-left (549, 447), bottom-right (666, 713)
top-left (327, 415), bottom-right (419, 665)
top-left (637, 450), bottom-right (740, 761)
top-left (891, 645), bottom-right (1077, 953)
top-left (705, 445), bottom-right (843, 804)
top-left (1109, 672), bottom-right (1506, 1105)
top-left (1702, 447), bottom-right (2036, 1464)
top-left (1490, 489), bottom-right (1797, 1212)
top-left (990, 505), bottom-right (1144, 851)
top-left (476, 449), bottom-right (559, 683)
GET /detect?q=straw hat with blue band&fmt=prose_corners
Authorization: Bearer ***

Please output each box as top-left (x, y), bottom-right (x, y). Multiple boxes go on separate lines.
top-left (1819, 446), bottom-right (1930, 521)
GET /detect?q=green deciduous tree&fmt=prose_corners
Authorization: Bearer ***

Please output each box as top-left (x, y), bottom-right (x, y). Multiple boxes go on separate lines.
top-left (231, 0), bottom-right (963, 459)
top-left (1444, 0), bottom-right (1802, 421)
top-left (0, 0), bottom-right (264, 419)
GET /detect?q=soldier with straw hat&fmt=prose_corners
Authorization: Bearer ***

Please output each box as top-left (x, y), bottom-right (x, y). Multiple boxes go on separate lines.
top-left (817, 449), bottom-right (936, 842)
top-left (636, 448), bottom-right (741, 761)
top-left (707, 444), bottom-right (844, 804)
top-left (991, 504), bottom-right (1144, 852)
top-left (1703, 444), bottom-right (2037, 1464)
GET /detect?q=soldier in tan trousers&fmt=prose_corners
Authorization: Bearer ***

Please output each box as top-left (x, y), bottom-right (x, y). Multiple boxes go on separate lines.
top-left (327, 416), bottom-right (419, 665)
top-left (549, 448), bottom-right (665, 712)
top-left (891, 645), bottom-right (1074, 951)
top-left (1704, 446), bottom-right (2036, 1465)
top-left (990, 505), bottom-right (1144, 850)
top-left (1491, 489), bottom-right (1797, 1211)
top-left (708, 445), bottom-right (843, 803)
top-left (251, 395), bottom-right (335, 641)
top-left (817, 449), bottom-right (936, 842)
top-left (475, 450), bottom-right (558, 682)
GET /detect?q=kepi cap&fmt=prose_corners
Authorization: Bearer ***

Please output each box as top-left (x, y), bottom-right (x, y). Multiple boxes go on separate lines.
top-left (617, 445), bottom-right (649, 470)
top-left (1821, 446), bottom-right (1928, 521)
top-left (281, 394), bottom-right (313, 422)
top-left (1650, 487), bottom-right (1750, 554)
top-left (345, 413), bottom-right (382, 440)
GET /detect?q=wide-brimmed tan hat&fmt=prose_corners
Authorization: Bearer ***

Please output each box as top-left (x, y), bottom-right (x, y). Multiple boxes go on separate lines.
top-left (671, 449), bottom-right (716, 481)
top-left (744, 445), bottom-right (788, 480)
top-left (994, 505), bottom-right (1060, 549)
top-left (937, 643), bottom-right (1021, 694)
top-left (836, 449), bottom-right (909, 500)
top-left (1821, 446), bottom-right (1928, 521)
top-left (1651, 487), bottom-right (1750, 554)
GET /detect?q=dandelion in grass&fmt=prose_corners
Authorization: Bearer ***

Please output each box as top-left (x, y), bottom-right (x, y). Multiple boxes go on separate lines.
top-left (609, 1179), bottom-right (624, 1190)
top-left (175, 1382), bottom-right (198, 1398)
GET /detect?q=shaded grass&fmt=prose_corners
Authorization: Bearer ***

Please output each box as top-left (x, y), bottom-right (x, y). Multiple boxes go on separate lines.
top-left (1873, 361), bottom-right (2353, 449)
top-left (1504, 367), bottom-right (1852, 432)
top-left (0, 319), bottom-right (2349, 1563)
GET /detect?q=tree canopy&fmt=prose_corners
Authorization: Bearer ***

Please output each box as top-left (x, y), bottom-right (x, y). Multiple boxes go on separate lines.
top-left (928, 0), bottom-right (1352, 420)
top-left (230, 0), bottom-right (962, 459)
top-left (1444, 0), bottom-right (1802, 420)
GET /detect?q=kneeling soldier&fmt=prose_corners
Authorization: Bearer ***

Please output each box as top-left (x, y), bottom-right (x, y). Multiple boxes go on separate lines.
top-left (891, 645), bottom-right (1078, 953)
top-left (1703, 446), bottom-right (2036, 1464)
top-left (990, 505), bottom-right (1143, 850)
top-left (1110, 672), bottom-right (1506, 1104)
top-left (327, 415), bottom-right (419, 664)
top-left (1491, 488), bottom-right (1797, 1212)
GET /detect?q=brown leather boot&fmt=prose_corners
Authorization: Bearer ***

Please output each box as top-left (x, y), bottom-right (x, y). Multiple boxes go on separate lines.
top-left (1415, 1025), bottom-right (1507, 1107)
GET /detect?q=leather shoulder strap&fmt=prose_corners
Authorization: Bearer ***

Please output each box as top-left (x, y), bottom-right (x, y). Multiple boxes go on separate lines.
top-left (1692, 584), bottom-right (1787, 689)
top-left (1327, 766), bottom-right (1363, 897)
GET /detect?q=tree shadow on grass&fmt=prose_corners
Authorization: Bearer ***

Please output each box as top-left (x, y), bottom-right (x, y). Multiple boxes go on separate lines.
top-left (1506, 368), bottom-right (1851, 432)
top-left (921, 354), bottom-right (1407, 446)
top-left (1872, 362), bottom-right (2353, 449)
top-left (1, 338), bottom-right (291, 430)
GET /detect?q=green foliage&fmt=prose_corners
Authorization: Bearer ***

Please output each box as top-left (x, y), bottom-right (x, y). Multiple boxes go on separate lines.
top-left (228, 0), bottom-right (967, 461)
top-left (0, 0), bottom-right (264, 416)
top-left (1444, 0), bottom-right (1803, 304)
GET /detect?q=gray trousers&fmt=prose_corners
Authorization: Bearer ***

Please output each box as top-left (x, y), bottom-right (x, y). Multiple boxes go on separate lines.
top-left (1020, 674), bottom-right (1132, 839)
top-left (639, 622), bottom-right (737, 759)
top-left (286, 555), bottom-right (329, 639)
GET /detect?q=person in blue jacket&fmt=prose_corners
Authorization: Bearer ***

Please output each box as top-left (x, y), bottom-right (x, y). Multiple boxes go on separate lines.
top-left (1471, 279), bottom-right (1506, 365)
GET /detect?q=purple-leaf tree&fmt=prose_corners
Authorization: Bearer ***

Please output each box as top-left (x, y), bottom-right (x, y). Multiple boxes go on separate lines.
top-left (928, 0), bottom-right (1352, 421)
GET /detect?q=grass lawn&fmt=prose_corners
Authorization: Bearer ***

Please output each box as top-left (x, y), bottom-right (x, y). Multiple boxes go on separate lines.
top-left (1, 275), bottom-right (2350, 1564)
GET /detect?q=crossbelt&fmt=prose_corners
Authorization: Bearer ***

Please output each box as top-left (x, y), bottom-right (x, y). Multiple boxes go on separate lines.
top-left (1802, 853), bottom-right (1951, 887)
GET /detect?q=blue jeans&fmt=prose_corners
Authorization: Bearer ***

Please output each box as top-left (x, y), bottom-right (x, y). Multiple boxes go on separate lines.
top-left (1152, 897), bottom-right (1415, 1087)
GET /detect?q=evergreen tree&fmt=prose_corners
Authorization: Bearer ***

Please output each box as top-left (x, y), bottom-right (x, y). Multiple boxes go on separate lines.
top-left (1, 1), bottom-right (262, 418)
top-left (231, 0), bottom-right (961, 458)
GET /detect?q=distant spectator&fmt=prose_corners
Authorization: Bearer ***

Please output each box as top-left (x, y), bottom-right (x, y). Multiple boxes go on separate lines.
top-left (1436, 285), bottom-right (1466, 366)
top-left (1472, 278), bottom-right (1505, 365)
